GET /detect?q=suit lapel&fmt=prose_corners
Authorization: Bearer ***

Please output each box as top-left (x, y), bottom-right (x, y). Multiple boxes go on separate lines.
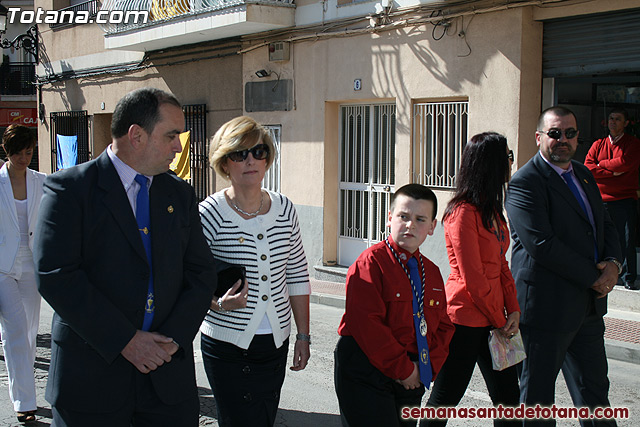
top-left (0, 166), bottom-right (19, 230)
top-left (96, 152), bottom-right (147, 262)
top-left (535, 155), bottom-right (590, 222)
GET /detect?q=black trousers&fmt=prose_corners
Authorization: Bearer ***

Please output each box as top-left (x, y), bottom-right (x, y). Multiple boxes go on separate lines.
top-left (334, 335), bottom-right (425, 427)
top-left (424, 324), bottom-right (520, 427)
top-left (519, 315), bottom-right (616, 427)
top-left (51, 370), bottom-right (199, 427)
top-left (604, 198), bottom-right (637, 284)
top-left (201, 334), bottom-right (288, 427)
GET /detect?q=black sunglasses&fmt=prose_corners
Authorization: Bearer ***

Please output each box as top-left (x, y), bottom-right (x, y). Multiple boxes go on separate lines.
top-left (538, 128), bottom-right (578, 140)
top-left (508, 150), bottom-right (514, 161)
top-left (226, 144), bottom-right (269, 162)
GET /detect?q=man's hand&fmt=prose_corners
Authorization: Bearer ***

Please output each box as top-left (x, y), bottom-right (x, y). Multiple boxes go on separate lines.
top-left (290, 339), bottom-right (310, 371)
top-left (591, 261), bottom-right (618, 298)
top-left (121, 331), bottom-right (175, 374)
top-left (396, 362), bottom-right (421, 390)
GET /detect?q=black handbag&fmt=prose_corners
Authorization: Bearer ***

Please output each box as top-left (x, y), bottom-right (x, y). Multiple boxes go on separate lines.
top-left (214, 260), bottom-right (246, 298)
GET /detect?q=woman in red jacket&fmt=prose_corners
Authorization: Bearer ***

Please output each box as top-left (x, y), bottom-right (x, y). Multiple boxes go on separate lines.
top-left (424, 132), bottom-right (520, 426)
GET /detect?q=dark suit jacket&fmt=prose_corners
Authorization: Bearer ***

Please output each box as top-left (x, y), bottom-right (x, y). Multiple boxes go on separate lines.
top-left (34, 151), bottom-right (215, 411)
top-left (505, 153), bottom-right (621, 333)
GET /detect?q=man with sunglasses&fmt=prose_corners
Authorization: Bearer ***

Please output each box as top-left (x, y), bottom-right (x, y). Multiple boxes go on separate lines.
top-left (506, 106), bottom-right (620, 426)
top-left (585, 109), bottom-right (640, 291)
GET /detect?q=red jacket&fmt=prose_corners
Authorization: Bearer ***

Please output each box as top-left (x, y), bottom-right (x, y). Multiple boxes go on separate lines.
top-left (443, 203), bottom-right (520, 328)
top-left (338, 237), bottom-right (455, 382)
top-left (585, 133), bottom-right (640, 201)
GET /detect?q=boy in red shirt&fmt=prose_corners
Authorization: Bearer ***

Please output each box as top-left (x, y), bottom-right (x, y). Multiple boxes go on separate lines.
top-left (335, 184), bottom-right (455, 426)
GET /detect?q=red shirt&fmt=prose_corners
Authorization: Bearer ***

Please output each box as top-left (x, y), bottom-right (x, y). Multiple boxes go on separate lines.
top-left (338, 237), bottom-right (455, 382)
top-left (444, 203), bottom-right (520, 328)
top-left (585, 133), bottom-right (640, 201)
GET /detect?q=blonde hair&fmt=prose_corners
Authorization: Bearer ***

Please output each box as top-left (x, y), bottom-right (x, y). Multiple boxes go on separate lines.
top-left (209, 116), bottom-right (275, 177)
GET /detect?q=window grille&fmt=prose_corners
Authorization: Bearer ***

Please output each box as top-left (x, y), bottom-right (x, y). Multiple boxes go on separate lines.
top-left (413, 101), bottom-right (468, 189)
top-left (50, 111), bottom-right (90, 172)
top-left (262, 125), bottom-right (281, 193)
top-left (183, 104), bottom-right (208, 202)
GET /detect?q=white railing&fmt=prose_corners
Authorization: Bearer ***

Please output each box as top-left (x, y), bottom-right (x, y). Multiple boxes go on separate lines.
top-left (413, 101), bottom-right (468, 189)
top-left (98, 0), bottom-right (294, 33)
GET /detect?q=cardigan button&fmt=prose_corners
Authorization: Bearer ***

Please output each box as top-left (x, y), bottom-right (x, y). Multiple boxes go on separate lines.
top-left (238, 237), bottom-right (245, 243)
top-left (262, 295), bottom-right (268, 301)
top-left (257, 234), bottom-right (264, 240)
top-left (261, 254), bottom-right (267, 261)
top-left (261, 275), bottom-right (268, 281)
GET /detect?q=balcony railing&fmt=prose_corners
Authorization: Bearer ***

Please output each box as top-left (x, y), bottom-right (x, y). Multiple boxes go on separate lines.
top-left (49, 0), bottom-right (102, 29)
top-left (98, 0), bottom-right (294, 34)
top-left (0, 62), bottom-right (36, 96)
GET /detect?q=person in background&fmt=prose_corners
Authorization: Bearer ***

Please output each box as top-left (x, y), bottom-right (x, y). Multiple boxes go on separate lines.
top-left (506, 106), bottom-right (620, 426)
top-left (0, 124), bottom-right (46, 424)
top-left (585, 108), bottom-right (640, 290)
top-left (424, 132), bottom-right (520, 426)
top-left (335, 183), bottom-right (455, 426)
top-left (34, 88), bottom-right (215, 426)
top-left (199, 116), bottom-right (311, 427)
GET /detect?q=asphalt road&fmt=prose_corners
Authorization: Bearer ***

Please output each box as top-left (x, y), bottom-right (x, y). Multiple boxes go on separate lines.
top-left (1, 302), bottom-right (639, 426)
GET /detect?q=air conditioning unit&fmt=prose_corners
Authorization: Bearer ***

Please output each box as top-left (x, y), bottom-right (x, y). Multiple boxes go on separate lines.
top-left (269, 42), bottom-right (290, 62)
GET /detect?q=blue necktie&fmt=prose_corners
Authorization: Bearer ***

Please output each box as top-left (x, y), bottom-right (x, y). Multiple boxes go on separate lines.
top-left (406, 257), bottom-right (433, 388)
top-left (562, 171), bottom-right (598, 261)
top-left (135, 174), bottom-right (155, 331)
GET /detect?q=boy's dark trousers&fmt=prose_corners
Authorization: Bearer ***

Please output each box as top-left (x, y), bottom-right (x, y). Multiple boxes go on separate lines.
top-left (335, 335), bottom-right (424, 427)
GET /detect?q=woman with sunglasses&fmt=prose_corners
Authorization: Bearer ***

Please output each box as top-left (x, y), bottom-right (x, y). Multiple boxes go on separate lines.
top-left (0, 125), bottom-right (46, 424)
top-left (424, 132), bottom-right (520, 426)
top-left (198, 116), bottom-right (311, 427)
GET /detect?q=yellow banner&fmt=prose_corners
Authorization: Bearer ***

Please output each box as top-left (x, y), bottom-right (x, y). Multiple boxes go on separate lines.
top-left (170, 130), bottom-right (191, 180)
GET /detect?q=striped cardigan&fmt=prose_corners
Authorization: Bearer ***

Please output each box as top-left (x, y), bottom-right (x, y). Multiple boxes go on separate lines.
top-left (199, 189), bottom-right (311, 349)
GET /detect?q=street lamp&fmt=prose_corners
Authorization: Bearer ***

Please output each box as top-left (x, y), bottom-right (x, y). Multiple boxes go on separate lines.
top-left (0, 4), bottom-right (38, 58)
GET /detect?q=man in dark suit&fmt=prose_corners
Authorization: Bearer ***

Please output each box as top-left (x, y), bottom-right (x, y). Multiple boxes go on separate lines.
top-left (34, 88), bottom-right (216, 426)
top-left (505, 106), bottom-right (620, 426)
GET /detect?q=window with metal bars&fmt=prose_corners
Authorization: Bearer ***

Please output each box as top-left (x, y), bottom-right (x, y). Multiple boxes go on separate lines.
top-left (412, 101), bottom-right (468, 189)
top-left (182, 104), bottom-right (208, 202)
top-left (50, 111), bottom-right (90, 172)
top-left (262, 125), bottom-right (281, 193)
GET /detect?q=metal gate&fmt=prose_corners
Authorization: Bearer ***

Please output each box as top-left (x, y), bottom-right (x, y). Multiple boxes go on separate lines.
top-left (50, 111), bottom-right (90, 172)
top-left (183, 104), bottom-right (208, 202)
top-left (338, 104), bottom-right (395, 267)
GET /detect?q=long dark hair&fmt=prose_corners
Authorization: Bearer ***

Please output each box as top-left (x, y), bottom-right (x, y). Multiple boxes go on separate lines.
top-left (443, 132), bottom-right (510, 230)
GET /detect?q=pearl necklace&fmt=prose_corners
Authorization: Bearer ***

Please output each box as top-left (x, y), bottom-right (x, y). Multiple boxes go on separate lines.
top-left (229, 191), bottom-right (264, 217)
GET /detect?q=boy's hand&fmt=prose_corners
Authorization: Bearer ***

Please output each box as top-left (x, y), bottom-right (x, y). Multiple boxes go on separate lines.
top-left (397, 362), bottom-right (421, 390)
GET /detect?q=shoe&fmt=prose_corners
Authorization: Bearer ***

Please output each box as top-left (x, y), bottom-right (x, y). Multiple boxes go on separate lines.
top-left (16, 410), bottom-right (36, 424)
top-left (624, 282), bottom-right (639, 290)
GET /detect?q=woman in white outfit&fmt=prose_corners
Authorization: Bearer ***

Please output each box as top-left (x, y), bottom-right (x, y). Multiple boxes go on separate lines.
top-left (0, 124), bottom-right (46, 424)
